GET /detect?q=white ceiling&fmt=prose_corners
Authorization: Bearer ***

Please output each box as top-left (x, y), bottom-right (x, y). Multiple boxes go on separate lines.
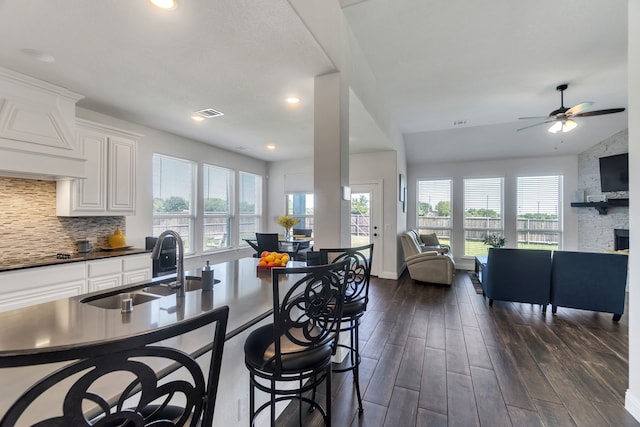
top-left (0, 0), bottom-right (628, 163)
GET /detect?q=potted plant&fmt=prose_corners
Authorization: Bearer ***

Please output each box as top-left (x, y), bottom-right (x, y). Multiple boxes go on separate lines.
top-left (483, 233), bottom-right (506, 248)
top-left (277, 215), bottom-right (299, 240)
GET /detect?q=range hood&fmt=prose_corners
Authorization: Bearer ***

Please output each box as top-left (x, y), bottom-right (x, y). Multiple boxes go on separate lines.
top-left (0, 66), bottom-right (86, 180)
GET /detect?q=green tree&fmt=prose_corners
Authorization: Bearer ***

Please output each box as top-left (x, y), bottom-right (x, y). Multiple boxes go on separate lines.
top-left (162, 196), bottom-right (189, 212)
top-left (351, 195), bottom-right (369, 215)
top-left (465, 208), bottom-right (499, 218)
top-left (418, 202), bottom-right (431, 216)
top-left (435, 201), bottom-right (450, 216)
top-left (153, 197), bottom-right (165, 213)
top-left (204, 198), bottom-right (228, 213)
top-left (239, 201), bottom-right (255, 214)
top-left (518, 213), bottom-right (558, 220)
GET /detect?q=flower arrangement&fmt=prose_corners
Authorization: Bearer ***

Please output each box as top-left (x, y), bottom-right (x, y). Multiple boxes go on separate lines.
top-left (483, 233), bottom-right (506, 248)
top-left (277, 215), bottom-right (299, 237)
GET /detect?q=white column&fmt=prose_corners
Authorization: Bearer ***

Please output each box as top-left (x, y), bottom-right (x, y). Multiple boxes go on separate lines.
top-left (313, 72), bottom-right (350, 249)
top-left (625, 0), bottom-right (640, 421)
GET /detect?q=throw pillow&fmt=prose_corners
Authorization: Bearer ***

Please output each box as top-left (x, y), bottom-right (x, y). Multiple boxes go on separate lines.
top-left (420, 233), bottom-right (440, 246)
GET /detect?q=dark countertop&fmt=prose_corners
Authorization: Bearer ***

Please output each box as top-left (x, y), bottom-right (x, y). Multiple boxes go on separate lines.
top-left (0, 248), bottom-right (150, 273)
top-left (0, 256), bottom-right (305, 420)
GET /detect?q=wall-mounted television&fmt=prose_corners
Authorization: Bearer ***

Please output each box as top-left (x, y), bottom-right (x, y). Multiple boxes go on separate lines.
top-left (599, 153), bottom-right (629, 192)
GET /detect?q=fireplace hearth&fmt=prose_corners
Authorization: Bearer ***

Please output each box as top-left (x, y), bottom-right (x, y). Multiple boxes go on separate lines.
top-left (614, 229), bottom-right (629, 251)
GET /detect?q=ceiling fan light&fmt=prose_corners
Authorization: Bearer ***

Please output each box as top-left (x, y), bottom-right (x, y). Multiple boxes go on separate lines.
top-left (548, 121), bottom-right (562, 133)
top-left (562, 119), bottom-right (577, 133)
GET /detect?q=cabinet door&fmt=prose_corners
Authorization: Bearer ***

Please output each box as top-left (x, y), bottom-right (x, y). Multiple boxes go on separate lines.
top-left (75, 129), bottom-right (108, 212)
top-left (108, 136), bottom-right (136, 213)
top-left (88, 274), bottom-right (122, 293)
top-left (0, 280), bottom-right (85, 313)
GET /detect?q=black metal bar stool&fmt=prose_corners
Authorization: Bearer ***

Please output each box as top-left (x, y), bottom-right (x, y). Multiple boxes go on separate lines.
top-left (244, 261), bottom-right (349, 426)
top-left (319, 243), bottom-right (374, 415)
top-left (0, 305), bottom-right (229, 427)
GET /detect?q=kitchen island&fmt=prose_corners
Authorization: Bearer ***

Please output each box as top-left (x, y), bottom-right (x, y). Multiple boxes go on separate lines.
top-left (0, 256), bottom-right (305, 426)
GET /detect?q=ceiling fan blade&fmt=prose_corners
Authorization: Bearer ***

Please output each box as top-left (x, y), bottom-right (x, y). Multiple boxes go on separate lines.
top-left (518, 115), bottom-right (548, 120)
top-left (517, 120), bottom-right (552, 131)
top-left (565, 102), bottom-right (593, 116)
top-left (573, 108), bottom-right (626, 118)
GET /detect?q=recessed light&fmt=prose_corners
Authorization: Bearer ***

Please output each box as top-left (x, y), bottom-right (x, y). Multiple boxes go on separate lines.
top-left (149, 0), bottom-right (177, 10)
top-left (19, 48), bottom-right (55, 63)
top-left (286, 97), bottom-right (300, 104)
top-left (191, 115), bottom-right (205, 122)
top-left (266, 144), bottom-right (276, 150)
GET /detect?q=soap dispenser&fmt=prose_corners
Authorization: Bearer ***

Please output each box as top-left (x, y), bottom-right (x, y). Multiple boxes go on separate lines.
top-left (202, 260), bottom-right (214, 291)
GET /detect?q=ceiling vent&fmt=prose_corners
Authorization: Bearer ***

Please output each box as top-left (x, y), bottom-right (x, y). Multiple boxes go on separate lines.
top-left (194, 108), bottom-right (224, 119)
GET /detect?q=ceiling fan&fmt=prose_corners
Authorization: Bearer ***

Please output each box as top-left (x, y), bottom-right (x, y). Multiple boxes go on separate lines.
top-left (517, 84), bottom-right (625, 133)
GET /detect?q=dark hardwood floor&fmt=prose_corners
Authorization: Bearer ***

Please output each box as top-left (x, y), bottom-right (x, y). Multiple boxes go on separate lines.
top-left (278, 270), bottom-right (638, 426)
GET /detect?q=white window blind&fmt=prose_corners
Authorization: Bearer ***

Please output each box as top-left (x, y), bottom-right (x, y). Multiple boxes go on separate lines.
top-left (203, 165), bottom-right (232, 251)
top-left (152, 154), bottom-right (195, 253)
top-left (463, 177), bottom-right (503, 256)
top-left (417, 179), bottom-right (452, 244)
top-left (239, 171), bottom-right (262, 245)
top-left (517, 175), bottom-right (562, 250)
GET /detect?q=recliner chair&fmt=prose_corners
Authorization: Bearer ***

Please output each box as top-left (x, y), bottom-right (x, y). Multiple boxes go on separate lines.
top-left (400, 231), bottom-right (455, 285)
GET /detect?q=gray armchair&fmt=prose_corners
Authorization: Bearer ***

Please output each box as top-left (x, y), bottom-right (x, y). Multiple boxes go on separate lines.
top-left (400, 231), bottom-right (455, 285)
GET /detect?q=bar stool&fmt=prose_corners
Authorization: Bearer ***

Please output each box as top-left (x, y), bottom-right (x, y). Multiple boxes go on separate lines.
top-left (0, 306), bottom-right (229, 427)
top-left (319, 243), bottom-right (374, 415)
top-left (244, 261), bottom-right (349, 426)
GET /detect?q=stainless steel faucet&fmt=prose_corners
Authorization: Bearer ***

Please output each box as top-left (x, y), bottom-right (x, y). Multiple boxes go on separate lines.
top-left (152, 230), bottom-right (185, 297)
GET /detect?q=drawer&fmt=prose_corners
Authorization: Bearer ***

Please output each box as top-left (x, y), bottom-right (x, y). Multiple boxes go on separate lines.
top-left (87, 258), bottom-right (122, 278)
top-left (122, 254), bottom-right (151, 272)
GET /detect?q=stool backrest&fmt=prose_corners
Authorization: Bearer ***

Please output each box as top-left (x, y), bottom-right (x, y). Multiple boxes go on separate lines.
top-left (319, 243), bottom-right (374, 308)
top-left (0, 306), bottom-right (229, 427)
top-left (270, 261), bottom-right (349, 374)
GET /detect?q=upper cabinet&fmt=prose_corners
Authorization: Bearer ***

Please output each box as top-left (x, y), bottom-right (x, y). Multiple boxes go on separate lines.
top-left (0, 66), bottom-right (85, 178)
top-left (57, 119), bottom-right (141, 216)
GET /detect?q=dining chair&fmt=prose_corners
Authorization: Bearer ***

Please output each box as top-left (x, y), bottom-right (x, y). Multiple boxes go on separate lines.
top-left (319, 243), bottom-right (374, 414)
top-left (255, 232), bottom-right (280, 255)
top-left (244, 261), bottom-right (349, 426)
top-left (0, 305), bottom-right (229, 427)
top-left (292, 228), bottom-right (312, 237)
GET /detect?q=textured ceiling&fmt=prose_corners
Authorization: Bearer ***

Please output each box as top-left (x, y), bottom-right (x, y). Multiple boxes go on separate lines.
top-left (0, 0), bottom-right (628, 163)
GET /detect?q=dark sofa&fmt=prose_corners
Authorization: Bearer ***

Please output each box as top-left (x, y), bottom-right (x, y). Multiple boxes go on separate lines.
top-left (483, 248), bottom-right (553, 312)
top-left (551, 251), bottom-right (628, 321)
top-left (482, 248), bottom-right (628, 321)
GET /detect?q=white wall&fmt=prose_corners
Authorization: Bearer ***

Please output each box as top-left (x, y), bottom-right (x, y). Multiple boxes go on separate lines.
top-left (625, 0), bottom-right (640, 420)
top-left (408, 155), bottom-right (579, 270)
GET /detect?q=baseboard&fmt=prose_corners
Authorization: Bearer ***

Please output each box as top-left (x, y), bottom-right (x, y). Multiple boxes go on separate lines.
top-left (625, 389), bottom-right (640, 422)
top-left (378, 270), bottom-right (399, 280)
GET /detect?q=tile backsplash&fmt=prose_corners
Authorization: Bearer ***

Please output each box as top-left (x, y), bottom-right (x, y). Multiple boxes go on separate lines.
top-left (0, 177), bottom-right (125, 263)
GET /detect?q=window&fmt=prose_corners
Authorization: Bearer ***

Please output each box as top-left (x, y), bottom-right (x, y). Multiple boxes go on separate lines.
top-left (239, 171), bottom-right (262, 246)
top-left (417, 179), bottom-right (452, 245)
top-left (464, 177), bottom-right (503, 256)
top-left (517, 175), bottom-right (562, 250)
top-left (286, 193), bottom-right (314, 229)
top-left (203, 165), bottom-right (232, 251)
top-left (153, 154), bottom-right (195, 253)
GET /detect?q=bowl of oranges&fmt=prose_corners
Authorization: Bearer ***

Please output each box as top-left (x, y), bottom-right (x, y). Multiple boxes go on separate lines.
top-left (257, 251), bottom-right (290, 271)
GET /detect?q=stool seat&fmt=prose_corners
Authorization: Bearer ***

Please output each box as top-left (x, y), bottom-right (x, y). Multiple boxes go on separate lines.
top-left (245, 324), bottom-right (333, 373)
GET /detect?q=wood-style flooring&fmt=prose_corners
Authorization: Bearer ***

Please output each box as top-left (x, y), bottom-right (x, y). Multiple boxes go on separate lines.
top-left (277, 270), bottom-right (638, 427)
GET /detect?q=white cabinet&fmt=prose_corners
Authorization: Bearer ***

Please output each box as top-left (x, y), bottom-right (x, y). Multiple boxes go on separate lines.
top-left (86, 254), bottom-right (152, 292)
top-left (0, 263), bottom-right (86, 313)
top-left (0, 66), bottom-right (85, 179)
top-left (122, 253), bottom-right (152, 285)
top-left (0, 254), bottom-right (152, 312)
top-left (56, 119), bottom-right (141, 216)
top-left (86, 258), bottom-right (122, 293)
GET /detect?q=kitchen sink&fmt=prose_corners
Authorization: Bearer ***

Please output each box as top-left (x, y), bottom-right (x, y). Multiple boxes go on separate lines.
top-left (143, 277), bottom-right (220, 296)
top-left (81, 292), bottom-right (162, 309)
